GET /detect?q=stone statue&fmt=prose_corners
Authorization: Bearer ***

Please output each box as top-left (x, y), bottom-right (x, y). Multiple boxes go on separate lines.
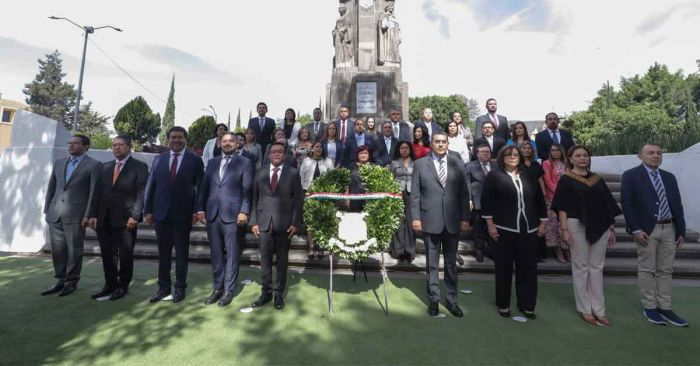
top-left (378, 2), bottom-right (401, 66)
top-left (333, 5), bottom-right (355, 68)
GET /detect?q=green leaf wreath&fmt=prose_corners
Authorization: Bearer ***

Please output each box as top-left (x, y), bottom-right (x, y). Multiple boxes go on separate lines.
top-left (303, 164), bottom-right (404, 261)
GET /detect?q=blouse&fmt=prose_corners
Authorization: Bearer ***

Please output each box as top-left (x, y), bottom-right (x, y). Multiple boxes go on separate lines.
top-left (390, 158), bottom-right (414, 193)
top-left (243, 143), bottom-right (262, 168)
top-left (550, 172), bottom-right (622, 244)
top-left (412, 143), bottom-right (432, 159)
top-left (542, 160), bottom-right (566, 201)
top-left (448, 135), bottom-right (470, 162)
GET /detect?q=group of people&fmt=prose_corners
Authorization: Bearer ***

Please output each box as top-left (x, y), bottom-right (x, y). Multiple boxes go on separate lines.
top-left (41, 98), bottom-right (688, 327)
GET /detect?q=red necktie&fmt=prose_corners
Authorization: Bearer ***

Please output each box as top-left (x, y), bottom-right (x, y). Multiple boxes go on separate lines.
top-left (270, 167), bottom-right (280, 192)
top-left (170, 153), bottom-right (179, 179)
top-left (340, 120), bottom-right (347, 144)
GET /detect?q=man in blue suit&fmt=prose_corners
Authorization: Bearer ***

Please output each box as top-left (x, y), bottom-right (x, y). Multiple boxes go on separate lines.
top-left (196, 132), bottom-right (253, 307)
top-left (621, 143), bottom-right (687, 327)
top-left (144, 126), bottom-right (204, 303)
top-left (342, 118), bottom-right (375, 167)
top-left (247, 102), bottom-right (276, 154)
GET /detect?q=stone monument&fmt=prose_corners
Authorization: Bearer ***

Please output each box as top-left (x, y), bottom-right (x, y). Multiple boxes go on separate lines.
top-left (326, 0), bottom-right (409, 122)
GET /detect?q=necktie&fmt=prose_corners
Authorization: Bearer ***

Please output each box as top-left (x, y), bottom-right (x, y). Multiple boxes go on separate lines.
top-left (65, 158), bottom-right (78, 182)
top-left (552, 130), bottom-right (560, 144)
top-left (481, 162), bottom-right (489, 176)
top-left (271, 167), bottom-right (280, 192)
top-left (170, 153), bottom-right (179, 179)
top-left (386, 138), bottom-right (391, 153)
top-left (438, 158), bottom-right (446, 187)
top-left (340, 120), bottom-right (347, 143)
top-left (259, 117), bottom-right (264, 132)
top-left (491, 114), bottom-right (499, 129)
top-left (393, 123), bottom-right (399, 139)
top-left (313, 160), bottom-right (321, 178)
top-left (220, 155), bottom-right (231, 180)
top-left (112, 161), bottom-right (122, 185)
top-left (650, 170), bottom-right (672, 220)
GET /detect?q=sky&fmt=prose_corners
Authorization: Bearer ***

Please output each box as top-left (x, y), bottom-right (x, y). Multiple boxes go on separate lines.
top-left (1, 0), bottom-right (699, 129)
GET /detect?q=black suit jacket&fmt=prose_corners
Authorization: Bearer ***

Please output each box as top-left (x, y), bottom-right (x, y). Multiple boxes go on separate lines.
top-left (144, 150), bottom-right (204, 223)
top-left (92, 156), bottom-right (148, 227)
top-left (248, 116), bottom-right (277, 152)
top-left (472, 136), bottom-right (505, 160)
top-left (390, 120), bottom-right (412, 141)
top-left (481, 167), bottom-right (547, 233)
top-left (250, 164), bottom-right (304, 233)
top-left (475, 114), bottom-right (509, 141)
top-left (333, 118), bottom-right (355, 144)
top-left (464, 159), bottom-right (497, 211)
top-left (343, 133), bottom-right (375, 168)
top-left (372, 135), bottom-right (398, 167)
top-left (535, 129), bottom-right (574, 161)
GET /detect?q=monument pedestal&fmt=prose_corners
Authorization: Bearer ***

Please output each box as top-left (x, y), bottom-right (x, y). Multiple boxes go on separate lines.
top-left (326, 67), bottom-right (408, 122)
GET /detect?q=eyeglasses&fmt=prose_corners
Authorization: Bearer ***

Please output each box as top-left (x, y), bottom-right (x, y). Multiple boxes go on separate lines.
top-left (269, 150), bottom-right (285, 155)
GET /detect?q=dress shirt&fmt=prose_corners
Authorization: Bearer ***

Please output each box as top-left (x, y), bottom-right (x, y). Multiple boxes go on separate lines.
top-left (355, 133), bottom-right (365, 147)
top-left (384, 136), bottom-right (392, 153)
top-left (269, 163), bottom-right (284, 184)
top-left (169, 150), bottom-right (184, 174)
top-left (485, 136), bottom-right (494, 151)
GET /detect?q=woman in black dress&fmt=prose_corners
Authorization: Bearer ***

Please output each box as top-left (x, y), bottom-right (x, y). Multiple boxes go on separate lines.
top-left (389, 141), bottom-right (416, 262)
top-left (481, 145), bottom-right (547, 319)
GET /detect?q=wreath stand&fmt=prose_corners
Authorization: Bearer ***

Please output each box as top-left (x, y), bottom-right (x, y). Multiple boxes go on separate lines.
top-left (328, 252), bottom-right (390, 317)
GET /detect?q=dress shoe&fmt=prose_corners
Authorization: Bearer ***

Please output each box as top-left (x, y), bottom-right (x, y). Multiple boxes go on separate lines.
top-left (581, 314), bottom-right (599, 326)
top-left (149, 289), bottom-right (171, 303)
top-left (594, 315), bottom-right (611, 327)
top-left (475, 250), bottom-right (484, 263)
top-left (498, 308), bottom-right (511, 318)
top-left (446, 304), bottom-right (464, 317)
top-left (274, 295), bottom-right (285, 310)
top-left (58, 285), bottom-right (76, 297)
top-left (204, 290), bottom-right (224, 305)
top-left (109, 288), bottom-right (127, 300)
top-left (91, 286), bottom-right (114, 299)
top-left (427, 302), bottom-right (439, 317)
top-left (251, 294), bottom-right (272, 308)
top-left (41, 283), bottom-right (64, 296)
top-left (172, 289), bottom-right (186, 303)
top-left (218, 291), bottom-right (235, 307)
top-left (522, 310), bottom-right (537, 320)
top-left (456, 254), bottom-right (465, 265)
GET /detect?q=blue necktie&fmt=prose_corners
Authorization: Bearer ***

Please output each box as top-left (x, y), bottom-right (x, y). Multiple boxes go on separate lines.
top-left (552, 130), bottom-right (560, 144)
top-left (65, 158), bottom-right (78, 182)
top-left (650, 170), bottom-right (672, 220)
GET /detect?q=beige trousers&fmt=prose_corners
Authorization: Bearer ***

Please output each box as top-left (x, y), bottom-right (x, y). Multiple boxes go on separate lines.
top-left (637, 223), bottom-right (676, 310)
top-left (568, 219), bottom-right (609, 316)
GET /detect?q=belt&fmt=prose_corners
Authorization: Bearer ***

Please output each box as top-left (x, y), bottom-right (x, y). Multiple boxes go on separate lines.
top-left (657, 219), bottom-right (672, 224)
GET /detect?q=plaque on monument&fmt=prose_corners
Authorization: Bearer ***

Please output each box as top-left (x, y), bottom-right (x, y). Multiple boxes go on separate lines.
top-left (356, 82), bottom-right (377, 114)
top-left (359, 0), bottom-right (375, 10)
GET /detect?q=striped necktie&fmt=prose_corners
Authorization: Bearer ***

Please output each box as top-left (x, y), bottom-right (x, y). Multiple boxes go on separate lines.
top-left (438, 158), bottom-right (446, 187)
top-left (650, 170), bottom-right (672, 220)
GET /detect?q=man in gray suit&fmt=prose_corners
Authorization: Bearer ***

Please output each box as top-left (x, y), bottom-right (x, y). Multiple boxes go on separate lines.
top-left (309, 108), bottom-right (327, 142)
top-left (475, 98), bottom-right (509, 141)
top-left (465, 143), bottom-right (497, 263)
top-left (411, 131), bottom-right (470, 317)
top-left (42, 135), bottom-right (101, 297)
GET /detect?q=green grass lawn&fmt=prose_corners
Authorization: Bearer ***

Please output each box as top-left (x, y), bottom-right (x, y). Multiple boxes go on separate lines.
top-left (1, 255), bottom-right (699, 366)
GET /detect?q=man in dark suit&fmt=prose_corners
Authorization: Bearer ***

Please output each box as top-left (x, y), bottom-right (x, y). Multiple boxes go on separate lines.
top-left (250, 142), bottom-right (304, 310)
top-left (411, 131), bottom-right (470, 317)
top-left (343, 118), bottom-right (376, 167)
top-left (196, 132), bottom-right (253, 307)
top-left (475, 98), bottom-right (509, 141)
top-left (389, 109), bottom-right (412, 141)
top-left (333, 105), bottom-right (354, 145)
top-left (464, 143), bottom-right (497, 263)
top-left (372, 121), bottom-right (398, 167)
top-left (309, 108), bottom-right (327, 142)
top-left (42, 135), bottom-right (101, 297)
top-left (144, 126), bottom-right (204, 303)
top-left (89, 135), bottom-right (148, 301)
top-left (248, 102), bottom-right (277, 154)
top-left (535, 112), bottom-right (574, 160)
top-left (413, 108), bottom-right (443, 141)
top-left (621, 143), bottom-right (688, 327)
top-left (472, 121), bottom-right (505, 159)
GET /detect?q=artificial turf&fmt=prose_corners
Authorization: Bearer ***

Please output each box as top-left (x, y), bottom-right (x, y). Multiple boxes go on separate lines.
top-left (1, 255), bottom-right (699, 365)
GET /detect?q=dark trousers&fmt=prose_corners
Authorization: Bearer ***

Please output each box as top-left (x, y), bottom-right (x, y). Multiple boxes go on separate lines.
top-left (424, 229), bottom-right (459, 306)
top-left (207, 216), bottom-right (241, 293)
top-left (48, 221), bottom-right (86, 286)
top-left (259, 230), bottom-right (290, 296)
top-left (154, 217), bottom-right (192, 290)
top-left (493, 228), bottom-right (538, 311)
top-left (471, 209), bottom-right (487, 252)
top-left (96, 222), bottom-right (137, 290)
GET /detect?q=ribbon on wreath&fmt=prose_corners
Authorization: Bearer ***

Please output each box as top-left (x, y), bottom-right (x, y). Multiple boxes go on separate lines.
top-left (305, 192), bottom-right (403, 200)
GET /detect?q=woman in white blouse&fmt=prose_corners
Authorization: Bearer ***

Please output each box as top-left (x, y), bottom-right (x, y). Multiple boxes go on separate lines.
top-left (446, 120), bottom-right (470, 162)
top-left (300, 141), bottom-right (335, 259)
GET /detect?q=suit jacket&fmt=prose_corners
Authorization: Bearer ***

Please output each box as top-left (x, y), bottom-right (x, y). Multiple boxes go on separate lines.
top-left (343, 133), bottom-right (376, 168)
top-left (250, 164), bottom-right (304, 233)
top-left (481, 167), bottom-right (547, 233)
top-left (308, 121), bottom-right (327, 142)
top-left (144, 150), bottom-right (204, 222)
top-left (475, 113), bottom-right (509, 141)
top-left (333, 118), bottom-right (355, 144)
top-left (411, 153), bottom-right (470, 235)
top-left (464, 159), bottom-right (497, 211)
top-left (92, 156), bottom-right (148, 227)
top-left (322, 140), bottom-right (345, 167)
top-left (390, 120), bottom-right (412, 141)
top-left (535, 129), bottom-right (575, 161)
top-left (372, 135), bottom-right (398, 167)
top-left (414, 120), bottom-right (443, 140)
top-left (44, 155), bottom-right (101, 224)
top-left (472, 136), bottom-right (505, 159)
top-left (196, 154), bottom-right (253, 223)
top-left (621, 164), bottom-right (685, 240)
top-left (248, 116), bottom-right (277, 152)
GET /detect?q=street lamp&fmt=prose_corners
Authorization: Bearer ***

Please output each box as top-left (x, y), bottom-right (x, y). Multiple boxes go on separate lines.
top-left (49, 16), bottom-right (122, 133)
top-left (201, 105), bottom-right (217, 122)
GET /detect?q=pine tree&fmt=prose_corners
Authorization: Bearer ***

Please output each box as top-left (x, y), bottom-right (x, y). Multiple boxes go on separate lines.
top-left (159, 75), bottom-right (176, 144)
top-left (22, 50), bottom-right (77, 129)
top-left (114, 96), bottom-right (161, 146)
top-left (235, 108), bottom-right (242, 132)
top-left (227, 111), bottom-right (231, 130)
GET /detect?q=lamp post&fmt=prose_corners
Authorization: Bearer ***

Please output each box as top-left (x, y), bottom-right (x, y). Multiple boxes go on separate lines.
top-left (201, 106), bottom-right (218, 122)
top-left (49, 16), bottom-right (122, 133)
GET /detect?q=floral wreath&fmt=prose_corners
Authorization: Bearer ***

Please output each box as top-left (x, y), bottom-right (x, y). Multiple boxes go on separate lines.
top-left (303, 165), bottom-right (405, 261)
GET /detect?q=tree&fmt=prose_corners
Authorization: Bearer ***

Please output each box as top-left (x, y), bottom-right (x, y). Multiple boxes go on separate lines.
top-left (113, 96), bottom-right (161, 146)
top-left (454, 94), bottom-right (480, 122)
top-left (76, 102), bottom-right (109, 135)
top-left (408, 95), bottom-right (471, 130)
top-left (297, 113), bottom-right (313, 126)
top-left (187, 115), bottom-right (216, 150)
top-left (159, 75), bottom-right (176, 144)
top-left (22, 50), bottom-right (76, 130)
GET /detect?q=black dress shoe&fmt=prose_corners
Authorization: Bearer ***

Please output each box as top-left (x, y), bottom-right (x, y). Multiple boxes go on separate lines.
top-left (498, 308), bottom-right (511, 318)
top-left (58, 285), bottom-right (76, 297)
top-left (149, 289), bottom-right (171, 303)
top-left (456, 254), bottom-right (465, 265)
top-left (522, 310), bottom-right (537, 320)
top-left (109, 288), bottom-right (127, 300)
top-left (446, 304), bottom-right (464, 317)
top-left (218, 291), bottom-right (235, 307)
top-left (172, 289), bottom-right (186, 303)
top-left (428, 302), bottom-right (439, 316)
top-left (41, 283), bottom-right (64, 296)
top-left (273, 295), bottom-right (285, 310)
top-left (91, 286), bottom-right (114, 299)
top-left (475, 250), bottom-right (484, 263)
top-left (251, 294), bottom-right (272, 308)
top-left (204, 290), bottom-right (224, 305)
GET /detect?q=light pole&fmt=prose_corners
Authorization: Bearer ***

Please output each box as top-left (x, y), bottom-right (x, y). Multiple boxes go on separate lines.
top-left (202, 106), bottom-right (217, 122)
top-left (49, 16), bottom-right (122, 133)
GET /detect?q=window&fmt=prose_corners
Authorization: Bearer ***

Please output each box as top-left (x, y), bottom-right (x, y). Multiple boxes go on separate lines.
top-left (1, 110), bottom-right (11, 123)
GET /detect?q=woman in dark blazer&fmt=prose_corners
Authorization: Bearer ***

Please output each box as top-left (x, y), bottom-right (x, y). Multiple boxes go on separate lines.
top-left (481, 145), bottom-right (547, 319)
top-left (347, 145), bottom-right (373, 212)
top-left (321, 122), bottom-right (345, 168)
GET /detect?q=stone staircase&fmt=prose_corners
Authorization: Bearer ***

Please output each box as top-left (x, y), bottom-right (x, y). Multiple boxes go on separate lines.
top-left (77, 173), bottom-right (700, 277)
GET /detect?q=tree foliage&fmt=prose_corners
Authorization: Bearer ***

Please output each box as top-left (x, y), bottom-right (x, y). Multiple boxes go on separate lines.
top-left (23, 50), bottom-right (77, 130)
top-left (159, 75), bottom-right (176, 144)
top-left (76, 102), bottom-right (110, 135)
top-left (408, 95), bottom-right (471, 130)
top-left (187, 115), bottom-right (216, 149)
top-left (113, 96), bottom-right (161, 146)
